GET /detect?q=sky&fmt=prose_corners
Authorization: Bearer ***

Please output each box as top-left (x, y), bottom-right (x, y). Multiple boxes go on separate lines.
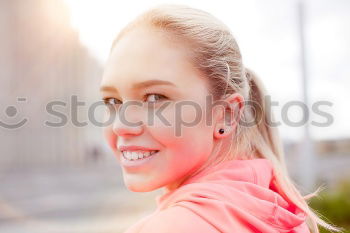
top-left (62, 0), bottom-right (350, 142)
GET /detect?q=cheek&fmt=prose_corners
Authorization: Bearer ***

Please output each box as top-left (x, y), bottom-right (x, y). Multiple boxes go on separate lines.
top-left (147, 102), bottom-right (208, 137)
top-left (148, 103), bottom-right (213, 163)
top-left (103, 126), bottom-right (117, 151)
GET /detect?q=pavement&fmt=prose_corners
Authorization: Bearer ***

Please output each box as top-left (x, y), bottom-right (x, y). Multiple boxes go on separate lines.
top-left (0, 163), bottom-right (160, 233)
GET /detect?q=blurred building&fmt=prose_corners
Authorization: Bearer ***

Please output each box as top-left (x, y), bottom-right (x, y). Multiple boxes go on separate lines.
top-left (0, 0), bottom-right (107, 170)
top-left (284, 138), bottom-right (350, 190)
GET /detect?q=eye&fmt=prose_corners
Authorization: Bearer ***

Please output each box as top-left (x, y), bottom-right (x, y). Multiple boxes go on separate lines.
top-left (102, 97), bottom-right (122, 106)
top-left (144, 93), bottom-right (167, 103)
top-left (102, 93), bottom-right (167, 107)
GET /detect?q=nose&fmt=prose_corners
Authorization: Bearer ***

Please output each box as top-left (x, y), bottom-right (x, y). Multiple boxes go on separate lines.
top-left (111, 104), bottom-right (144, 137)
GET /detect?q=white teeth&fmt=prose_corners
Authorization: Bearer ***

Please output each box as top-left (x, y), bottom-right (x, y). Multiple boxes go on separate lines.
top-left (131, 152), bottom-right (138, 160)
top-left (138, 152), bottom-right (144, 159)
top-left (122, 150), bottom-right (158, 161)
top-left (126, 151), bottom-right (132, 160)
top-left (143, 151), bottom-right (150, 158)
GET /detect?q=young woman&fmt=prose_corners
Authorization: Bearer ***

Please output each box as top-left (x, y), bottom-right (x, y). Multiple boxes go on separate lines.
top-left (100, 4), bottom-right (340, 233)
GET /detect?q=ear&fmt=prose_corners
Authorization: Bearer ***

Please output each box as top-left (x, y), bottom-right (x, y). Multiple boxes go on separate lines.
top-left (213, 93), bottom-right (244, 139)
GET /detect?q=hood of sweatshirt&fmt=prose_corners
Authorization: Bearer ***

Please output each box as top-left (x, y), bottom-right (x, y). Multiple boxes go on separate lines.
top-left (156, 158), bottom-right (310, 233)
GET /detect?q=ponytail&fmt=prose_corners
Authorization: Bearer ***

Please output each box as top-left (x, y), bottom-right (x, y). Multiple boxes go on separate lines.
top-left (245, 68), bottom-right (283, 159)
top-left (244, 68), bottom-right (343, 233)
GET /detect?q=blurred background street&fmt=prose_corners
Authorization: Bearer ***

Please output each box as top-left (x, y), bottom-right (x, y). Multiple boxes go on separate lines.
top-left (0, 163), bottom-right (160, 233)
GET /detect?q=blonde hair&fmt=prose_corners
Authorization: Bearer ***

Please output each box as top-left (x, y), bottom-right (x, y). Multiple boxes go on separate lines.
top-left (110, 4), bottom-right (341, 233)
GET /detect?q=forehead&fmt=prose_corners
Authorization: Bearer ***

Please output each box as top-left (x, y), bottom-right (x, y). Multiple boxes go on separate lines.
top-left (101, 27), bottom-right (208, 93)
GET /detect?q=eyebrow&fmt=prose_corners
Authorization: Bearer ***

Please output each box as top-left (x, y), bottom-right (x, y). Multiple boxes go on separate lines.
top-left (100, 79), bottom-right (176, 93)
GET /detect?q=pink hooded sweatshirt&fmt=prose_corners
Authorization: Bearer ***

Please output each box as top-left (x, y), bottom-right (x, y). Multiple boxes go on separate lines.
top-left (124, 158), bottom-right (311, 233)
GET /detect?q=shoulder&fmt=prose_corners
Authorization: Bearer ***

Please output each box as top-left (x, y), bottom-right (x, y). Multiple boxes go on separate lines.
top-left (139, 206), bottom-right (220, 233)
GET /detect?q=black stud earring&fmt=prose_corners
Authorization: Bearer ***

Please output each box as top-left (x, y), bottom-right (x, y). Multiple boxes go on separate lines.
top-left (219, 128), bottom-right (224, 134)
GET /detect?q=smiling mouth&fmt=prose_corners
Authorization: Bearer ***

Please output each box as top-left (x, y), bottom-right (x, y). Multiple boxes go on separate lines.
top-left (122, 150), bottom-right (160, 161)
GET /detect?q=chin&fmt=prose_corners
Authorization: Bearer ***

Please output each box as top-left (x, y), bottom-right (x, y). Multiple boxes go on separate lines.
top-left (123, 173), bottom-right (162, 192)
top-left (125, 183), bottom-right (155, 192)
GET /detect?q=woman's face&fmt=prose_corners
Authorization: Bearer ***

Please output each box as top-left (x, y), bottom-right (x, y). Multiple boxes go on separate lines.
top-left (100, 27), bottom-right (219, 192)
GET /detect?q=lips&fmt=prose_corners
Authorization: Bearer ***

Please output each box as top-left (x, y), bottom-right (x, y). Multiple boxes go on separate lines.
top-left (122, 150), bottom-right (159, 160)
top-left (118, 145), bottom-right (159, 152)
top-left (119, 149), bottom-right (160, 170)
